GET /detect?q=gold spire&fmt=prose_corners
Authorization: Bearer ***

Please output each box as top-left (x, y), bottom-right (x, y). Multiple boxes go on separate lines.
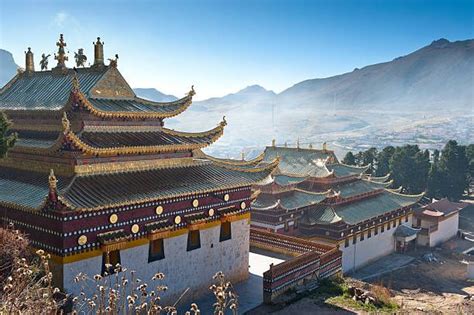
top-left (272, 139), bottom-right (276, 147)
top-left (54, 34), bottom-right (68, 69)
top-left (25, 47), bottom-right (34, 72)
top-left (93, 37), bottom-right (104, 67)
top-left (323, 142), bottom-right (327, 151)
top-left (241, 151), bottom-right (245, 161)
top-left (71, 72), bottom-right (80, 92)
top-left (309, 143), bottom-right (313, 149)
top-left (296, 138), bottom-right (300, 149)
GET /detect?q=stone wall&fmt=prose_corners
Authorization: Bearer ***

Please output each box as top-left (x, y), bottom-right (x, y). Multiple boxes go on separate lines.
top-left (59, 219), bottom-right (250, 305)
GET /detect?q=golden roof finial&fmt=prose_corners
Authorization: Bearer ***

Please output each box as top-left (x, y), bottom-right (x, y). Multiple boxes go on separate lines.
top-left (188, 85), bottom-right (196, 97)
top-left (296, 138), bottom-right (300, 149)
top-left (323, 142), bottom-right (327, 151)
top-left (25, 47), bottom-right (34, 72)
top-left (220, 116), bottom-right (227, 127)
top-left (93, 37), bottom-right (105, 67)
top-left (309, 143), bottom-right (313, 149)
top-left (241, 151), bottom-right (245, 161)
top-left (272, 139), bottom-right (276, 147)
top-left (54, 34), bottom-right (68, 68)
top-left (284, 141), bottom-right (287, 147)
top-left (108, 54), bottom-right (119, 68)
top-left (49, 169), bottom-right (58, 192)
top-left (62, 112), bottom-right (70, 133)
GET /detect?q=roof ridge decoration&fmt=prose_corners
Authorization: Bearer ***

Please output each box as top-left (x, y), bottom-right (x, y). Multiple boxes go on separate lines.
top-left (294, 187), bottom-right (331, 196)
top-left (385, 189), bottom-right (425, 199)
top-left (212, 156), bottom-right (280, 174)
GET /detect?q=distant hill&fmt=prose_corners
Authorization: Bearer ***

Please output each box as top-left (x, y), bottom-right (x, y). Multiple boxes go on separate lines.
top-left (133, 88), bottom-right (178, 102)
top-left (0, 49), bottom-right (19, 87)
top-left (278, 38), bottom-right (474, 112)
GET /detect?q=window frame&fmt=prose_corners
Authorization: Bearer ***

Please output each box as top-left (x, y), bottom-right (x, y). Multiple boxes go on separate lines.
top-left (219, 221), bottom-right (232, 242)
top-left (187, 230), bottom-right (201, 251)
top-left (148, 238), bottom-right (165, 263)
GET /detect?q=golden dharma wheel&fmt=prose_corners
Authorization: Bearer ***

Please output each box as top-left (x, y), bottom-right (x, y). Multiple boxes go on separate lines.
top-left (223, 193), bottom-right (230, 202)
top-left (174, 215), bottom-right (182, 225)
top-left (78, 235), bottom-right (88, 246)
top-left (155, 205), bottom-right (164, 215)
top-left (192, 199), bottom-right (199, 208)
top-left (208, 208), bottom-right (215, 217)
top-left (109, 214), bottom-right (118, 224)
top-left (240, 201), bottom-right (246, 210)
top-left (131, 224), bottom-right (140, 234)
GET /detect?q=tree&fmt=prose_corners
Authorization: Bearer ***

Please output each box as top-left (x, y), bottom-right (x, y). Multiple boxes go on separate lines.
top-left (342, 151), bottom-right (356, 165)
top-left (0, 111), bottom-right (17, 158)
top-left (438, 140), bottom-right (469, 200)
top-left (427, 149), bottom-right (444, 199)
top-left (375, 146), bottom-right (395, 176)
top-left (361, 147), bottom-right (378, 174)
top-left (466, 144), bottom-right (474, 193)
top-left (389, 145), bottom-right (429, 194)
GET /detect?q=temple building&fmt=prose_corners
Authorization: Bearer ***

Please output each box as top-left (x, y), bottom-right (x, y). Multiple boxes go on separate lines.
top-left (0, 35), bottom-right (277, 302)
top-left (251, 143), bottom-right (423, 273)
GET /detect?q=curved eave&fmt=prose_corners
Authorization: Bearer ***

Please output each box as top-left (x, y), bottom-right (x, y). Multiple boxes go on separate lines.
top-left (79, 92), bottom-right (193, 119)
top-left (365, 173), bottom-right (391, 183)
top-left (211, 157), bottom-right (279, 174)
top-left (363, 178), bottom-right (394, 187)
top-left (194, 149), bottom-right (265, 166)
top-left (65, 121), bottom-right (226, 157)
top-left (10, 132), bottom-right (65, 154)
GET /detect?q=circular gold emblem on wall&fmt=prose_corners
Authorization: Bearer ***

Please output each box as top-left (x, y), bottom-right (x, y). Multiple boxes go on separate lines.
top-left (131, 224), bottom-right (140, 234)
top-left (174, 215), bottom-right (182, 225)
top-left (240, 201), bottom-right (246, 210)
top-left (155, 206), bottom-right (164, 215)
top-left (208, 208), bottom-right (215, 217)
top-left (78, 235), bottom-right (88, 246)
top-left (224, 193), bottom-right (230, 202)
top-left (109, 214), bottom-right (118, 224)
top-left (192, 199), bottom-right (199, 208)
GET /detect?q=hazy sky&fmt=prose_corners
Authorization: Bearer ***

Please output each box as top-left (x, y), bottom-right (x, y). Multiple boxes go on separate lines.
top-left (1, 0), bottom-right (472, 100)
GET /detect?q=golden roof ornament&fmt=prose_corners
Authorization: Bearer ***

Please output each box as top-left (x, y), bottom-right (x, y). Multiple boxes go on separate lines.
top-left (40, 53), bottom-right (51, 71)
top-left (49, 169), bottom-right (58, 192)
top-left (108, 54), bottom-right (119, 68)
top-left (71, 71), bottom-right (80, 92)
top-left (241, 151), bottom-right (245, 161)
top-left (296, 138), bottom-right (300, 149)
top-left (62, 112), bottom-right (70, 133)
top-left (323, 142), bottom-right (327, 151)
top-left (25, 47), bottom-right (34, 72)
top-left (220, 116), bottom-right (227, 127)
top-left (272, 139), bottom-right (276, 147)
top-left (74, 48), bottom-right (87, 67)
top-left (309, 143), bottom-right (313, 149)
top-left (188, 85), bottom-right (196, 97)
top-left (54, 34), bottom-right (68, 68)
top-left (284, 141), bottom-right (287, 147)
top-left (93, 37), bottom-right (105, 66)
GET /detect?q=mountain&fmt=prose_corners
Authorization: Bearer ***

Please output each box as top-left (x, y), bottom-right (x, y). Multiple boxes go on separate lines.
top-left (278, 38), bottom-right (474, 111)
top-left (0, 49), bottom-right (19, 87)
top-left (133, 88), bottom-right (178, 102)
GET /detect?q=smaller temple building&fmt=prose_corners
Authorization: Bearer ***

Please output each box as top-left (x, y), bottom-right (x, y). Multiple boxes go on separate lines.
top-left (414, 198), bottom-right (468, 247)
top-left (251, 142), bottom-right (423, 273)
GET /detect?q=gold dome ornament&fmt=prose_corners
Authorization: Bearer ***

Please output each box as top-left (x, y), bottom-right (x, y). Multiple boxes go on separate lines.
top-left (109, 214), bottom-right (118, 224)
top-left (174, 215), bottom-right (182, 225)
top-left (155, 205), bottom-right (164, 215)
top-left (208, 208), bottom-right (215, 217)
top-left (78, 235), bottom-right (88, 246)
top-left (131, 224), bottom-right (140, 234)
top-left (240, 202), bottom-right (246, 210)
top-left (192, 199), bottom-right (199, 208)
top-left (223, 194), bottom-right (230, 202)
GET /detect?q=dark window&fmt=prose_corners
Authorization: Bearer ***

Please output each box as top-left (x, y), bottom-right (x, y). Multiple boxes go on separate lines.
top-left (220, 222), bottom-right (232, 242)
top-left (399, 218), bottom-right (402, 225)
top-left (187, 230), bottom-right (201, 251)
top-left (345, 238), bottom-right (349, 248)
top-left (393, 220), bottom-right (396, 228)
top-left (374, 226), bottom-right (378, 235)
top-left (417, 218), bottom-right (421, 226)
top-left (352, 235), bottom-right (357, 244)
top-left (148, 239), bottom-right (165, 262)
top-left (387, 222), bottom-right (391, 230)
top-left (294, 219), bottom-right (298, 229)
top-left (405, 216), bottom-right (409, 223)
top-left (102, 250), bottom-right (121, 276)
top-left (381, 224), bottom-right (385, 233)
top-left (360, 232), bottom-right (365, 241)
top-left (368, 229), bottom-right (372, 238)
top-left (284, 221), bottom-right (289, 232)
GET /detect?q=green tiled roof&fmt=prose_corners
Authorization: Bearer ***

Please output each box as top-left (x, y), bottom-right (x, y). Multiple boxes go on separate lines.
top-left (252, 189), bottom-right (326, 211)
top-left (263, 146), bottom-right (333, 177)
top-left (327, 163), bottom-right (369, 177)
top-left (394, 224), bottom-right (420, 238)
top-left (301, 206), bottom-right (342, 224)
top-left (303, 190), bottom-right (422, 226)
top-left (0, 68), bottom-right (106, 110)
top-left (88, 96), bottom-right (191, 114)
top-left (0, 162), bottom-right (274, 211)
top-left (334, 179), bottom-right (390, 198)
top-left (273, 174), bottom-right (307, 186)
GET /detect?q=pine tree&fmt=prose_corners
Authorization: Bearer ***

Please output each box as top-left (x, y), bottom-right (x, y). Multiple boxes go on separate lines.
top-left (438, 140), bottom-right (469, 200)
top-left (375, 146), bottom-right (395, 176)
top-left (390, 145), bottom-right (428, 194)
top-left (361, 147), bottom-right (378, 174)
top-left (342, 151), bottom-right (356, 165)
top-left (0, 112), bottom-right (16, 159)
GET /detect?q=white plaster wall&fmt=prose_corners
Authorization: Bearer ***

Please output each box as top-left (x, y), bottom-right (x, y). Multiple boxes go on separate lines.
top-left (62, 219), bottom-right (250, 305)
top-left (429, 214), bottom-right (459, 247)
top-left (340, 217), bottom-right (412, 274)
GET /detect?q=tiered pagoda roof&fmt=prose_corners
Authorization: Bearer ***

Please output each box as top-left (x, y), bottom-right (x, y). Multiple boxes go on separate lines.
top-left (0, 35), bottom-right (278, 215)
